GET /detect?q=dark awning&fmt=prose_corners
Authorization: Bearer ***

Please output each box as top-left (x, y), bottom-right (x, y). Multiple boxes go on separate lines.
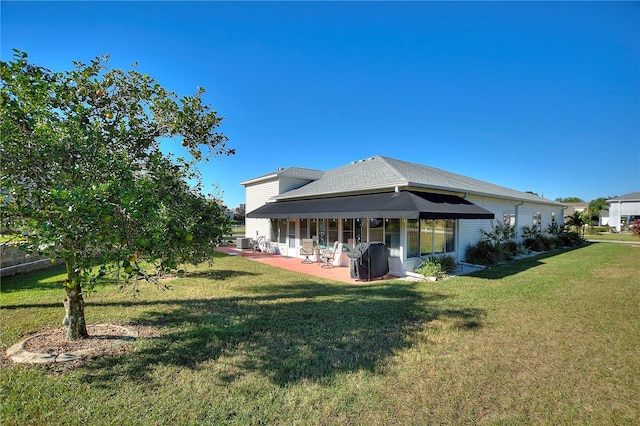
top-left (246, 191), bottom-right (494, 220)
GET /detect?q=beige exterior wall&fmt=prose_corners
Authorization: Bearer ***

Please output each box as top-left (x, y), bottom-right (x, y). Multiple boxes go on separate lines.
top-left (1, 244), bottom-right (64, 277)
top-left (244, 177), bottom-right (278, 242)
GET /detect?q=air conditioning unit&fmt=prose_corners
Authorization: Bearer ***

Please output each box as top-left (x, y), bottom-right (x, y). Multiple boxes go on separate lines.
top-left (236, 238), bottom-right (252, 250)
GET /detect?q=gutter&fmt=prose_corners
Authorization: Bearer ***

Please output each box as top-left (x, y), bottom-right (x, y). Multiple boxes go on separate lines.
top-left (405, 182), bottom-right (565, 206)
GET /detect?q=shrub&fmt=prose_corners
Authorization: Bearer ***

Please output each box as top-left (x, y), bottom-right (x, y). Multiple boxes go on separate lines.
top-left (505, 240), bottom-right (518, 257)
top-left (415, 257), bottom-right (441, 278)
top-left (482, 220), bottom-right (515, 245)
top-left (438, 255), bottom-right (457, 274)
top-left (521, 225), bottom-right (553, 251)
top-left (590, 226), bottom-right (610, 234)
top-left (546, 221), bottom-right (564, 237)
top-left (466, 220), bottom-right (517, 265)
top-left (631, 219), bottom-right (640, 239)
top-left (558, 231), bottom-right (584, 247)
top-left (415, 255), bottom-right (456, 278)
top-left (465, 239), bottom-right (509, 265)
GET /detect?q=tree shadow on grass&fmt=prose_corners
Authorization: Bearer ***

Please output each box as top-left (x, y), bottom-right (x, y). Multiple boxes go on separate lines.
top-left (181, 269), bottom-right (259, 280)
top-left (78, 280), bottom-right (484, 388)
top-left (0, 265), bottom-right (67, 293)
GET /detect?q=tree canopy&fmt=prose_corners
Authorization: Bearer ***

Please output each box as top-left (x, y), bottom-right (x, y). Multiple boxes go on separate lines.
top-left (555, 196), bottom-right (584, 203)
top-left (1, 50), bottom-right (234, 338)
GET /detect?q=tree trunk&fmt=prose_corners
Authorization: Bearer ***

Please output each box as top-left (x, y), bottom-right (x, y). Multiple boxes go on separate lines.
top-left (64, 258), bottom-right (88, 340)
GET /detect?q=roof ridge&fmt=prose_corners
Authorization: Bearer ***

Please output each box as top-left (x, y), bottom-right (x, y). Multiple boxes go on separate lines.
top-left (607, 191), bottom-right (640, 201)
top-left (268, 155), bottom-right (563, 206)
top-left (376, 156), bottom-right (411, 183)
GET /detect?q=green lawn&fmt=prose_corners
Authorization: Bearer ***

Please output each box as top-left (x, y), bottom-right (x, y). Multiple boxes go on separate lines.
top-left (586, 232), bottom-right (639, 242)
top-left (1, 243), bottom-right (639, 425)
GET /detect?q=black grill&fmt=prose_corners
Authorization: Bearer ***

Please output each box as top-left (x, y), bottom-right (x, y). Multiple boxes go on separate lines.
top-left (347, 242), bottom-right (390, 281)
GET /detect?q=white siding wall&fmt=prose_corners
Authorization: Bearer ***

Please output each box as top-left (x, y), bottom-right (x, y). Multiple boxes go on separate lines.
top-left (458, 195), bottom-right (564, 262)
top-left (458, 196), bottom-right (506, 258)
top-left (608, 200), bottom-right (640, 232)
top-left (620, 201), bottom-right (640, 216)
top-left (609, 202), bottom-right (621, 232)
top-left (245, 178), bottom-right (279, 242)
top-left (244, 176), bottom-right (317, 245)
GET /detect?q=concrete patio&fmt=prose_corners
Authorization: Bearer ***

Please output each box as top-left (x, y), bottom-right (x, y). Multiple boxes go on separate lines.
top-left (215, 246), bottom-right (397, 284)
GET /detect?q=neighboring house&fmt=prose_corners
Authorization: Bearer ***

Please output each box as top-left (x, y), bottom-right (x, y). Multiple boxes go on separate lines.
top-left (599, 210), bottom-right (610, 226)
top-left (241, 156), bottom-right (565, 274)
top-left (563, 202), bottom-right (589, 219)
top-left (606, 192), bottom-right (640, 232)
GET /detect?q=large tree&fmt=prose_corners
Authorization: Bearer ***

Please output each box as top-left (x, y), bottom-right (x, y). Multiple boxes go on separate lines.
top-left (1, 50), bottom-right (234, 339)
top-left (587, 197), bottom-right (609, 225)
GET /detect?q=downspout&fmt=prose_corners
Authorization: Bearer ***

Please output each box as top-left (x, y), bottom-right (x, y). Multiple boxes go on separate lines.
top-left (459, 192), bottom-right (469, 257)
top-left (514, 200), bottom-right (524, 243)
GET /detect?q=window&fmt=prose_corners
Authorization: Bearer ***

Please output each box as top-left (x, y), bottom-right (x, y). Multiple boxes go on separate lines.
top-left (310, 219), bottom-right (318, 243)
top-left (407, 219), bottom-right (420, 258)
top-left (443, 220), bottom-right (455, 252)
top-left (533, 212), bottom-right (541, 232)
top-left (503, 210), bottom-right (515, 227)
top-left (317, 219), bottom-right (326, 247)
top-left (355, 219), bottom-right (363, 244)
top-left (300, 219), bottom-right (308, 239)
top-left (384, 218), bottom-right (401, 257)
top-left (420, 219), bottom-right (455, 256)
top-left (420, 220), bottom-right (434, 255)
top-left (288, 220), bottom-right (296, 248)
top-left (328, 219), bottom-right (339, 246)
top-left (270, 219), bottom-right (278, 242)
top-left (278, 219), bottom-right (287, 244)
top-left (342, 219), bottom-right (354, 247)
top-left (369, 218), bottom-right (384, 242)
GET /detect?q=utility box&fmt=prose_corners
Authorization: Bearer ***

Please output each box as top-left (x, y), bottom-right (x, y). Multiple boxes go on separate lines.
top-left (236, 238), bottom-right (252, 250)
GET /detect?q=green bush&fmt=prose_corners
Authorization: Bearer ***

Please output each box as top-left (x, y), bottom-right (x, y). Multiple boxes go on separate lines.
top-left (561, 231), bottom-right (585, 246)
top-left (504, 240), bottom-right (518, 258)
top-left (415, 255), bottom-right (456, 278)
top-left (521, 225), bottom-right (553, 251)
top-left (590, 226), bottom-right (610, 233)
top-left (465, 239), bottom-right (512, 265)
top-left (438, 255), bottom-right (457, 273)
top-left (466, 220), bottom-right (518, 265)
top-left (415, 258), bottom-right (441, 278)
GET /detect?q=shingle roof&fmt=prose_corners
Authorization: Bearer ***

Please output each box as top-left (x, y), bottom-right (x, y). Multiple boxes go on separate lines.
top-left (240, 167), bottom-right (323, 185)
top-left (607, 192), bottom-right (640, 202)
top-left (274, 156), bottom-right (563, 206)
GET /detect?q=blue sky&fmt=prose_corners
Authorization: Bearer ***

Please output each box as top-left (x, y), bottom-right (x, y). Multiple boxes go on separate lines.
top-left (2, 1), bottom-right (639, 208)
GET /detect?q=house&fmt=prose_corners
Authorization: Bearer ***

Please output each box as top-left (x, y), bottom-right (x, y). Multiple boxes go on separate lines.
top-left (241, 156), bottom-right (565, 274)
top-left (606, 192), bottom-right (640, 232)
top-left (563, 202), bottom-right (589, 219)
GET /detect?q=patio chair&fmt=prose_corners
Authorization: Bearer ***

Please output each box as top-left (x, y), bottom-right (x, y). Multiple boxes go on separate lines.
top-left (320, 241), bottom-right (339, 268)
top-left (300, 239), bottom-right (315, 264)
